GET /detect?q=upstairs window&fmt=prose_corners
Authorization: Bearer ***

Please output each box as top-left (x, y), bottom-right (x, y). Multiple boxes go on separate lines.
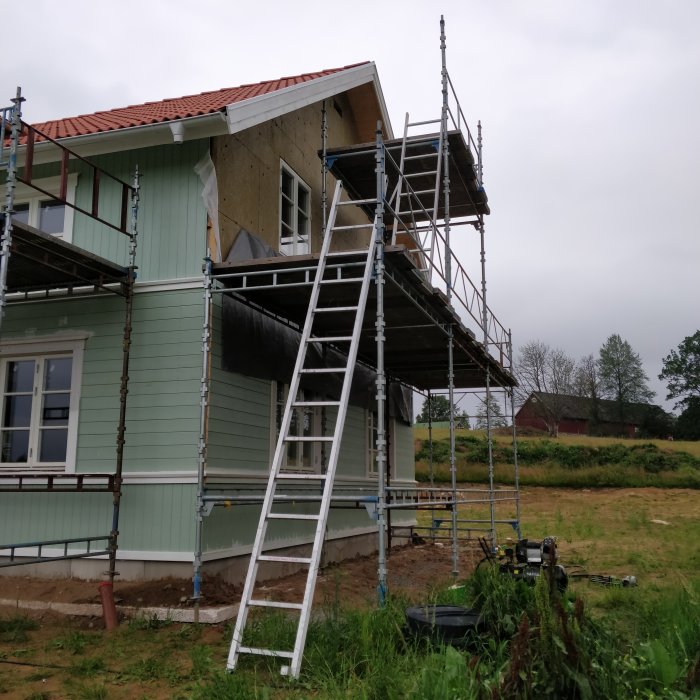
top-left (279, 162), bottom-right (310, 256)
top-left (6, 175), bottom-right (77, 242)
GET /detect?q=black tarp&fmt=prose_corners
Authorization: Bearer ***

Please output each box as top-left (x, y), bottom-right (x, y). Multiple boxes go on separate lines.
top-left (220, 229), bottom-right (412, 423)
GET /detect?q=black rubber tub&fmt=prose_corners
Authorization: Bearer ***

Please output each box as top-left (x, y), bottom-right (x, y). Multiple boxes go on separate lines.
top-left (405, 605), bottom-right (485, 646)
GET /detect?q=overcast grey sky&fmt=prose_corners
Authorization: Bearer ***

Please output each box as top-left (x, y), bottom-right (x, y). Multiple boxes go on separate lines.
top-left (4, 0), bottom-right (698, 411)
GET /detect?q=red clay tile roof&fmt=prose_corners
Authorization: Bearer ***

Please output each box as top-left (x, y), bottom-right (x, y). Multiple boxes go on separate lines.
top-left (30, 63), bottom-right (369, 140)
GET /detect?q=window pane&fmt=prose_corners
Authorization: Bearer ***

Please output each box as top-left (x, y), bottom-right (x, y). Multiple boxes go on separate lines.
top-left (11, 203), bottom-right (30, 225)
top-left (44, 357), bottom-right (72, 391)
top-left (42, 393), bottom-right (70, 426)
top-left (297, 211), bottom-right (309, 237)
top-left (3, 395), bottom-right (32, 427)
top-left (297, 187), bottom-right (309, 215)
top-left (281, 170), bottom-right (294, 199)
top-left (6, 360), bottom-right (35, 392)
top-left (281, 197), bottom-right (293, 229)
top-left (39, 201), bottom-right (66, 235)
top-left (39, 428), bottom-right (68, 462)
top-left (1, 430), bottom-right (29, 462)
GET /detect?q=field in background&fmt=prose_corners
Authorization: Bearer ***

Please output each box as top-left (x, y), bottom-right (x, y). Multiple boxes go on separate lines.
top-left (414, 428), bottom-right (700, 488)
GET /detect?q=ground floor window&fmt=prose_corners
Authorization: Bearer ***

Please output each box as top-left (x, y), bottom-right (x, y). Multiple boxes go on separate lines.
top-left (0, 337), bottom-right (84, 471)
top-left (273, 381), bottom-right (322, 472)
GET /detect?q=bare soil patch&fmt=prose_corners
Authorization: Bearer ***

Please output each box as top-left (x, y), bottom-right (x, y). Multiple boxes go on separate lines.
top-left (0, 542), bottom-right (480, 618)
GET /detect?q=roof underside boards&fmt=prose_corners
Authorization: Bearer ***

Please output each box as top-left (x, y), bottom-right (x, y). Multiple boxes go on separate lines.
top-left (324, 131), bottom-right (489, 224)
top-left (4, 221), bottom-right (128, 295)
top-left (212, 247), bottom-right (514, 391)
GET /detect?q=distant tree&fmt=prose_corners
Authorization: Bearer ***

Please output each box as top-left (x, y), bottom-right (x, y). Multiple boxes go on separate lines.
top-left (659, 330), bottom-right (700, 410)
top-left (674, 397), bottom-right (700, 440)
top-left (638, 405), bottom-right (674, 439)
top-left (598, 334), bottom-right (654, 431)
top-left (572, 354), bottom-right (602, 435)
top-left (416, 395), bottom-right (469, 425)
top-left (515, 340), bottom-right (575, 437)
top-left (474, 393), bottom-right (507, 430)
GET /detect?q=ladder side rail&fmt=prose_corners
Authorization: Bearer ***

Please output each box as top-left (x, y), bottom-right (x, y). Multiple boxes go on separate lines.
top-left (227, 181), bottom-right (345, 669)
top-left (288, 216), bottom-right (380, 678)
top-left (389, 114), bottom-right (410, 245)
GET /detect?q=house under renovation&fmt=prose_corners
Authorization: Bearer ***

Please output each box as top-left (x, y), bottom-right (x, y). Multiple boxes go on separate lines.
top-left (1, 19), bottom-right (519, 674)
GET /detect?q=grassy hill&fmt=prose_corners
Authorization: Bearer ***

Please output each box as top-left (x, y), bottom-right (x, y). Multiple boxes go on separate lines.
top-left (414, 428), bottom-right (700, 488)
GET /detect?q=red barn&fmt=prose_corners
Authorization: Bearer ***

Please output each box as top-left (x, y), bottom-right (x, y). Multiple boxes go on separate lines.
top-left (515, 392), bottom-right (662, 438)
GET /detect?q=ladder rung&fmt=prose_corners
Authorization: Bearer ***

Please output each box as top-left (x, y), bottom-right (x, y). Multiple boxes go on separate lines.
top-left (299, 367), bottom-right (347, 374)
top-left (337, 198), bottom-right (377, 206)
top-left (284, 436), bottom-right (334, 442)
top-left (404, 152), bottom-right (438, 160)
top-left (292, 400), bottom-right (341, 407)
top-left (319, 277), bottom-right (363, 285)
top-left (249, 598), bottom-right (305, 609)
top-left (306, 336), bottom-right (352, 343)
top-left (267, 512), bottom-right (320, 520)
top-left (331, 223), bottom-right (375, 232)
top-left (277, 472), bottom-right (327, 480)
top-left (400, 189), bottom-right (435, 197)
top-left (237, 646), bottom-right (294, 659)
top-left (314, 305), bottom-right (358, 313)
top-left (257, 554), bottom-right (312, 564)
top-left (405, 170), bottom-right (438, 178)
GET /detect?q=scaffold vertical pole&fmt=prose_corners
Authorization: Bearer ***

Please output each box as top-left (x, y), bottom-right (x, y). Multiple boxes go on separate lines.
top-left (193, 252), bottom-right (213, 621)
top-left (427, 391), bottom-right (435, 541)
top-left (375, 122), bottom-right (388, 605)
top-left (0, 87), bottom-right (23, 336)
top-left (440, 15), bottom-right (459, 577)
top-left (508, 330), bottom-right (522, 538)
top-left (109, 165), bottom-right (140, 584)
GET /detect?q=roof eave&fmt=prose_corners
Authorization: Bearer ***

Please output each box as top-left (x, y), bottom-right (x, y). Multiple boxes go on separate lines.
top-left (15, 111), bottom-right (229, 165)
top-left (226, 62), bottom-right (394, 138)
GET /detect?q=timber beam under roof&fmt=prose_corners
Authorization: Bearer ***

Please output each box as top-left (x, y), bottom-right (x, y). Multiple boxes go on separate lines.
top-left (212, 247), bottom-right (514, 391)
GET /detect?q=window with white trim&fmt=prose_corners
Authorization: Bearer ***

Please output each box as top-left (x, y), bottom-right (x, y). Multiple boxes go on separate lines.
top-left (0, 338), bottom-right (84, 472)
top-left (279, 162), bottom-right (310, 256)
top-left (272, 381), bottom-right (321, 472)
top-left (7, 175), bottom-right (78, 242)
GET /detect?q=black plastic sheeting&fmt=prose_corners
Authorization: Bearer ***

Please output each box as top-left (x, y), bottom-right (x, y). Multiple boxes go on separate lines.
top-left (220, 229), bottom-right (412, 424)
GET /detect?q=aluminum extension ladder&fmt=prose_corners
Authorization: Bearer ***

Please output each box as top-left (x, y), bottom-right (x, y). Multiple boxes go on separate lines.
top-left (227, 180), bottom-right (379, 678)
top-left (389, 113), bottom-right (444, 272)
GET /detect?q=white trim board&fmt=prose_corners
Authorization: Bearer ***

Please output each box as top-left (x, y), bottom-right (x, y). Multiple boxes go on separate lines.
top-left (226, 63), bottom-right (393, 137)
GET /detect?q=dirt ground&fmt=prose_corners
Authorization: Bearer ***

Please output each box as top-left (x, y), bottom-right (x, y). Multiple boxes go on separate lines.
top-left (0, 541), bottom-right (481, 616)
top-left (0, 485), bottom-right (696, 618)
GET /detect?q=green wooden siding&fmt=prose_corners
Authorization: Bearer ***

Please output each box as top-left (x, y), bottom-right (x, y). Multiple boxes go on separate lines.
top-left (18, 141), bottom-right (209, 282)
top-left (0, 484), bottom-right (196, 554)
top-left (1, 288), bottom-right (202, 473)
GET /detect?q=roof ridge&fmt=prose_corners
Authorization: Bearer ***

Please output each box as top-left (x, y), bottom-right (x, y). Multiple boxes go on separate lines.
top-left (30, 62), bottom-right (372, 133)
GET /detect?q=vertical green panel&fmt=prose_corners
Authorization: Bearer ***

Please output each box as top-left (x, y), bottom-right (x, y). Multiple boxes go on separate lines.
top-left (2, 288), bottom-right (203, 473)
top-left (71, 140), bottom-right (208, 282)
top-left (0, 484), bottom-right (196, 554)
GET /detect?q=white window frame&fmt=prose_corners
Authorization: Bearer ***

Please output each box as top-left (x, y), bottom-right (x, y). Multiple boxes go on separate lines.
top-left (279, 161), bottom-right (311, 256)
top-left (0, 335), bottom-right (86, 473)
top-left (270, 380), bottom-right (322, 473)
top-left (11, 174), bottom-right (78, 242)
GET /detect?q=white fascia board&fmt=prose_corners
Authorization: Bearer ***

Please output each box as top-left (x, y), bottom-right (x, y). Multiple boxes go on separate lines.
top-left (226, 62), bottom-right (394, 138)
top-left (15, 112), bottom-right (228, 166)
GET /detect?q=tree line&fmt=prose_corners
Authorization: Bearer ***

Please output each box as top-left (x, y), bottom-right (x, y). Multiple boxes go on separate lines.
top-left (516, 331), bottom-right (700, 439)
top-left (415, 330), bottom-right (699, 440)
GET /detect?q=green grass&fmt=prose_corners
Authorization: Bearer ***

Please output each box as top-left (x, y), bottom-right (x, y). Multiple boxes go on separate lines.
top-left (414, 428), bottom-right (700, 488)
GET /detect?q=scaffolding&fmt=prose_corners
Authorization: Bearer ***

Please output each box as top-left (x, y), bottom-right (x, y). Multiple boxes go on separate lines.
top-left (190, 16), bottom-right (520, 677)
top-left (0, 88), bottom-right (140, 582)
